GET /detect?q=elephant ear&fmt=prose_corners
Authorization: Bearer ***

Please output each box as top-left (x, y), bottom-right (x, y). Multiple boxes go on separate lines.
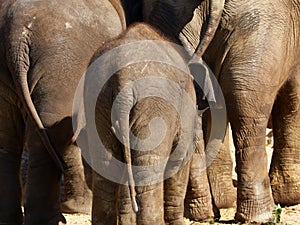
top-left (188, 58), bottom-right (223, 110)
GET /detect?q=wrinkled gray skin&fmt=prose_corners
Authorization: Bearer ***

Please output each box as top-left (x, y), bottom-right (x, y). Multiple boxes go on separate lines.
top-left (80, 23), bottom-right (198, 225)
top-left (0, 0), bottom-right (128, 224)
top-left (145, 0), bottom-right (300, 223)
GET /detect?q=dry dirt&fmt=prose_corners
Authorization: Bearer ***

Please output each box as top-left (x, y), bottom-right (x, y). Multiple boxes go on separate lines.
top-left (63, 129), bottom-right (300, 224)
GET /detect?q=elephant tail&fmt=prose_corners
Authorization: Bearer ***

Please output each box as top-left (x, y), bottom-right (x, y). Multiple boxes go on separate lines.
top-left (122, 136), bottom-right (139, 213)
top-left (191, 0), bottom-right (225, 60)
top-left (9, 29), bottom-right (65, 172)
top-left (112, 91), bottom-right (139, 212)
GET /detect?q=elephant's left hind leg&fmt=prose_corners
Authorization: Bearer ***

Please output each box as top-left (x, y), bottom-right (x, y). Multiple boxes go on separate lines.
top-left (270, 72), bottom-right (300, 206)
top-left (164, 162), bottom-right (190, 225)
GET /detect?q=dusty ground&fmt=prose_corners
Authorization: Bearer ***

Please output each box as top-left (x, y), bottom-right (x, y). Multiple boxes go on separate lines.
top-left (64, 129), bottom-right (300, 224)
top-left (64, 204), bottom-right (300, 225)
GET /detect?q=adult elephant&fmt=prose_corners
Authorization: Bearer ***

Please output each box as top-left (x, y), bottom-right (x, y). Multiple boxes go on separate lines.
top-left (144, 0), bottom-right (300, 223)
top-left (0, 0), bottom-right (130, 224)
top-left (74, 22), bottom-right (201, 225)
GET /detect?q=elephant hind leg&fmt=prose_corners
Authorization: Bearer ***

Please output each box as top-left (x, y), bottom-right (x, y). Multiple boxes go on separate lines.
top-left (119, 184), bottom-right (137, 225)
top-left (0, 95), bottom-right (24, 224)
top-left (135, 183), bottom-right (164, 225)
top-left (184, 115), bottom-right (214, 222)
top-left (24, 120), bottom-right (66, 225)
top-left (270, 73), bottom-right (300, 206)
top-left (60, 144), bottom-right (92, 214)
top-left (184, 153), bottom-right (214, 222)
top-left (206, 126), bottom-right (236, 214)
top-left (92, 172), bottom-right (119, 225)
top-left (165, 162), bottom-right (190, 225)
top-left (224, 87), bottom-right (276, 223)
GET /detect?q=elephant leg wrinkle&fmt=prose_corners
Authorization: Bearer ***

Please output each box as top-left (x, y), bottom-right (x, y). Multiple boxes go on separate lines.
top-left (135, 184), bottom-right (165, 225)
top-left (61, 144), bottom-right (92, 214)
top-left (270, 74), bottom-right (300, 206)
top-left (232, 116), bottom-right (275, 223)
top-left (235, 180), bottom-right (275, 223)
top-left (206, 127), bottom-right (236, 212)
top-left (165, 163), bottom-right (190, 225)
top-left (184, 116), bottom-right (215, 222)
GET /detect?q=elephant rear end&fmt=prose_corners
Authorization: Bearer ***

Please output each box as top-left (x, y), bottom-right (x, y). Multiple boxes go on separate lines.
top-left (79, 23), bottom-right (198, 225)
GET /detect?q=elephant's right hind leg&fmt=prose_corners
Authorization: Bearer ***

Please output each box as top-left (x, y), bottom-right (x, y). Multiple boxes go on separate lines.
top-left (0, 96), bottom-right (25, 225)
top-left (270, 72), bottom-right (300, 206)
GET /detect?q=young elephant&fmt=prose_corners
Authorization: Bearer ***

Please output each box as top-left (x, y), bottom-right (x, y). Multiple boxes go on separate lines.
top-left (75, 23), bottom-right (199, 225)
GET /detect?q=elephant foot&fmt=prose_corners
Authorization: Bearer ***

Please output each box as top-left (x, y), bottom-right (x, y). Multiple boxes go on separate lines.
top-left (165, 218), bottom-right (186, 225)
top-left (270, 168), bottom-right (300, 206)
top-left (235, 211), bottom-right (274, 224)
top-left (235, 185), bottom-right (274, 223)
top-left (184, 196), bottom-right (214, 222)
top-left (212, 183), bottom-right (236, 209)
top-left (61, 196), bottom-right (92, 214)
top-left (207, 163), bottom-right (237, 209)
top-left (207, 138), bottom-right (237, 210)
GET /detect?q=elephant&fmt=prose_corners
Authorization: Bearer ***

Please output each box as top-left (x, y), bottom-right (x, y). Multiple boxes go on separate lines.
top-left (0, 0), bottom-right (134, 224)
top-left (143, 0), bottom-right (300, 223)
top-left (73, 22), bottom-right (205, 225)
